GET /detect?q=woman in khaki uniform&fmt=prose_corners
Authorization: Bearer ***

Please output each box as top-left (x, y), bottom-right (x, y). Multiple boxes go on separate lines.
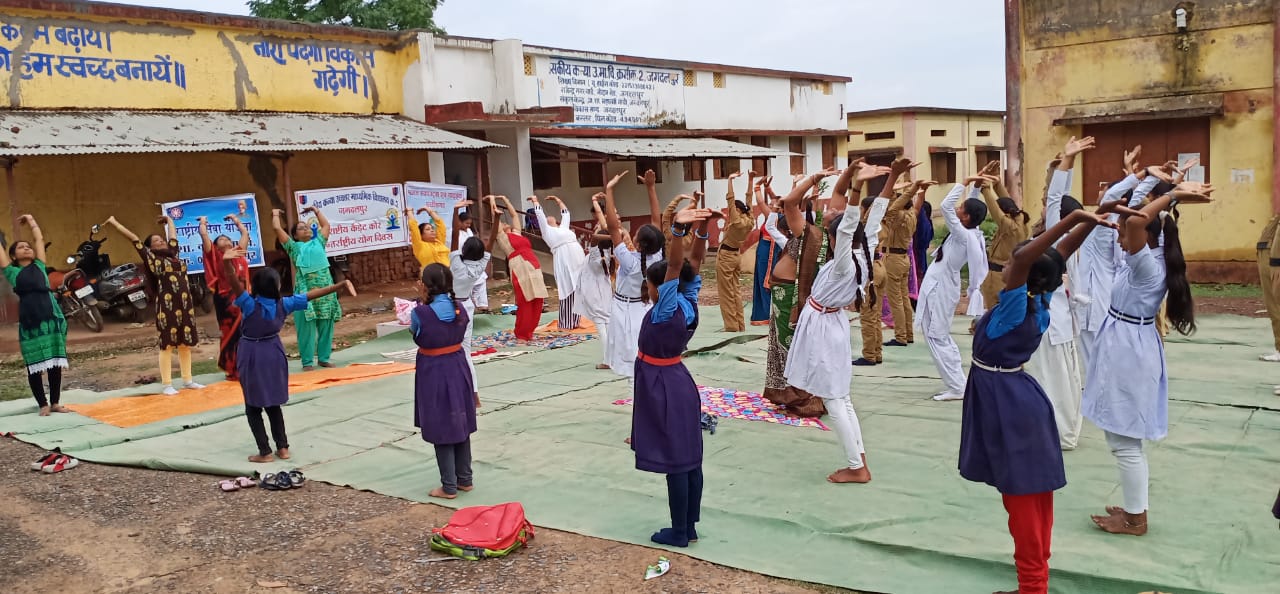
top-left (978, 161), bottom-right (1031, 311)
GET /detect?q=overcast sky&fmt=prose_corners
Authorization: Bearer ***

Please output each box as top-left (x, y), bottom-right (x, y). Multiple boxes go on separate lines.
top-left (119, 0), bottom-right (1006, 111)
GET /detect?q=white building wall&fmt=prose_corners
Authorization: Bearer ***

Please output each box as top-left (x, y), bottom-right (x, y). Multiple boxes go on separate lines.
top-left (683, 74), bottom-right (845, 131)
top-left (429, 42), bottom-right (500, 110)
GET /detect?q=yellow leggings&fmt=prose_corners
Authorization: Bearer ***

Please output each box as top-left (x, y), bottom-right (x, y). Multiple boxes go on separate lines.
top-left (159, 346), bottom-right (194, 385)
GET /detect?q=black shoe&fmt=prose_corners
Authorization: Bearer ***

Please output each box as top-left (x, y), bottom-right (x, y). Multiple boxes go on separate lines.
top-left (852, 358), bottom-right (879, 366)
top-left (884, 339), bottom-right (909, 347)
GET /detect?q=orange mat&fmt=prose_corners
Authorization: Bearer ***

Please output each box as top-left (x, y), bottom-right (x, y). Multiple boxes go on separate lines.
top-left (534, 318), bottom-right (597, 335)
top-left (66, 363), bottom-right (414, 428)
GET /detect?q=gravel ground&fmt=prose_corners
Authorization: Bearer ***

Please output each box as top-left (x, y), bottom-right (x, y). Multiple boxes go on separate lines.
top-left (0, 439), bottom-right (849, 594)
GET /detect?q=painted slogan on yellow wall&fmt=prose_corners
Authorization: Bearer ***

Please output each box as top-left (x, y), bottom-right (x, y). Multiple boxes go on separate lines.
top-left (0, 9), bottom-right (411, 114)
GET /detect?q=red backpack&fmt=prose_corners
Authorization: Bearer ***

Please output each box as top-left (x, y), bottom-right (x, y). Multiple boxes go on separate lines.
top-left (430, 502), bottom-right (535, 560)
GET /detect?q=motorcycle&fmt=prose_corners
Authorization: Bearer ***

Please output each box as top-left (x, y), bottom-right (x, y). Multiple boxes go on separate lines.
top-left (68, 224), bottom-right (152, 323)
top-left (46, 258), bottom-right (105, 333)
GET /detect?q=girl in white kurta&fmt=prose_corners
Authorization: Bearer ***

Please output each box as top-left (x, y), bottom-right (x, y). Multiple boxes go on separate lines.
top-left (915, 182), bottom-right (989, 401)
top-left (1082, 181), bottom-right (1205, 537)
top-left (784, 164), bottom-right (893, 484)
top-left (600, 173), bottom-right (664, 380)
top-left (579, 234), bottom-right (615, 368)
top-left (532, 197), bottom-right (588, 330)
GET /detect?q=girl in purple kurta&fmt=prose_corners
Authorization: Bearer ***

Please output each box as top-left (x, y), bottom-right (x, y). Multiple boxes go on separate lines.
top-left (632, 203), bottom-right (713, 548)
top-left (412, 263), bottom-right (479, 500)
top-left (220, 249), bottom-right (355, 463)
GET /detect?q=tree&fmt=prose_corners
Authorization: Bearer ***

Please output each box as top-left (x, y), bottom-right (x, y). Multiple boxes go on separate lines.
top-left (247, 0), bottom-right (445, 34)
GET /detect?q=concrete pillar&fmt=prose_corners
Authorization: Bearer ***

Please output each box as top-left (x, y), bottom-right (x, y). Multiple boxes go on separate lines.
top-left (491, 39), bottom-right (525, 114)
top-left (487, 127), bottom-right (533, 200)
top-left (401, 33), bottom-right (435, 121)
top-left (427, 151), bottom-right (446, 184)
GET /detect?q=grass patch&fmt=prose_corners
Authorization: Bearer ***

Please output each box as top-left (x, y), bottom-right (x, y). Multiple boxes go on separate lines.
top-left (1192, 284), bottom-right (1262, 300)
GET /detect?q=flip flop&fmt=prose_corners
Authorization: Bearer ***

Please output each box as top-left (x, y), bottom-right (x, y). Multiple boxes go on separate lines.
top-left (234, 477), bottom-right (256, 489)
top-left (218, 479), bottom-right (240, 492)
top-left (286, 470), bottom-right (306, 488)
top-left (258, 473), bottom-right (291, 491)
top-left (30, 449), bottom-right (61, 471)
top-left (42, 455), bottom-right (78, 473)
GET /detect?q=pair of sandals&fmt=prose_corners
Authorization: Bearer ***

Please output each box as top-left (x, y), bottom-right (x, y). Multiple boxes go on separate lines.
top-left (31, 449), bottom-right (79, 473)
top-left (218, 476), bottom-right (257, 492)
top-left (259, 470), bottom-right (306, 491)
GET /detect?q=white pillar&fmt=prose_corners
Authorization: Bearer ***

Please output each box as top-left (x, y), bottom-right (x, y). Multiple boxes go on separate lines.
top-left (487, 127), bottom-right (533, 200)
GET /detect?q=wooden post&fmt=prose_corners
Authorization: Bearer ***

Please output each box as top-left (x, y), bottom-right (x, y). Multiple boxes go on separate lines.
top-left (1003, 0), bottom-right (1024, 204)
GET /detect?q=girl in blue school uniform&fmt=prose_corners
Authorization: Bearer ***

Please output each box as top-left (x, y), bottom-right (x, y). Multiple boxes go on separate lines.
top-left (958, 207), bottom-right (1116, 594)
top-left (631, 203), bottom-right (714, 548)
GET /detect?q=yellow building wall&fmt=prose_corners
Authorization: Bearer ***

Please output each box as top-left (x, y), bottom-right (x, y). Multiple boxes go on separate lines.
top-left (0, 150), bottom-right (432, 266)
top-left (846, 114), bottom-right (905, 153)
top-left (1017, 1), bottom-right (1274, 264)
top-left (0, 8), bottom-right (413, 114)
top-left (849, 113), bottom-right (1005, 204)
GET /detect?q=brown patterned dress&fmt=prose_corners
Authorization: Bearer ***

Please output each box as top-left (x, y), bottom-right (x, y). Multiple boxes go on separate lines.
top-left (135, 239), bottom-right (199, 349)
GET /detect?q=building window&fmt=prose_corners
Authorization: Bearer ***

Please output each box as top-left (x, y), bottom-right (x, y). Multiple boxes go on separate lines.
top-left (533, 158), bottom-right (562, 191)
top-left (931, 129), bottom-right (946, 137)
top-left (1080, 117), bottom-right (1210, 205)
top-left (821, 136), bottom-right (838, 170)
top-left (865, 131), bottom-right (895, 141)
top-left (930, 152), bottom-right (957, 184)
top-left (684, 70), bottom-right (697, 87)
top-left (684, 160), bottom-right (706, 182)
top-left (713, 72), bottom-right (726, 89)
top-left (713, 157), bottom-right (740, 180)
top-left (861, 153), bottom-right (896, 196)
top-left (750, 136), bottom-right (771, 174)
top-left (976, 130), bottom-right (992, 137)
top-left (577, 158), bottom-right (604, 188)
top-left (789, 137), bottom-right (806, 175)
top-left (635, 158), bottom-right (663, 184)
top-left (523, 54), bottom-right (535, 76)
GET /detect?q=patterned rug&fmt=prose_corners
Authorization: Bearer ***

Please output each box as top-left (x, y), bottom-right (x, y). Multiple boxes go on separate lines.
top-left (471, 330), bottom-right (595, 351)
top-left (613, 386), bottom-right (829, 431)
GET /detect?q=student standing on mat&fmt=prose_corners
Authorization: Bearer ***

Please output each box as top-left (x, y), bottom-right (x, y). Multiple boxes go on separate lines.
top-left (531, 195), bottom-right (587, 330)
top-left (450, 199), bottom-right (490, 403)
top-left (749, 181), bottom-right (782, 327)
top-left (914, 179), bottom-right (989, 402)
top-left (601, 170), bottom-right (664, 380)
top-left (200, 215), bottom-right (250, 381)
top-left (273, 207), bottom-right (342, 371)
top-left (959, 207), bottom-right (1113, 594)
top-left (221, 248), bottom-right (355, 463)
top-left (407, 205), bottom-right (451, 271)
top-left (454, 209), bottom-right (491, 314)
top-left (106, 214), bottom-right (204, 395)
top-left (786, 159), bottom-right (899, 484)
top-left (912, 200), bottom-right (934, 306)
top-left (579, 195), bottom-right (616, 369)
top-left (977, 160), bottom-right (1032, 314)
top-left (716, 170), bottom-right (756, 332)
top-left (632, 201), bottom-right (713, 548)
top-left (412, 263), bottom-right (479, 500)
top-left (2, 215), bottom-right (69, 416)
top-left (879, 181), bottom-right (932, 350)
top-left (1258, 212), bottom-right (1280, 362)
top-left (1083, 172), bottom-right (1210, 537)
top-left (491, 196), bottom-right (548, 344)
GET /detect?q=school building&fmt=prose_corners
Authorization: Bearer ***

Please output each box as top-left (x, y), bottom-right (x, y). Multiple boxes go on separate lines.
top-left (846, 107), bottom-right (1005, 202)
top-left (1006, 0), bottom-right (1277, 282)
top-left (0, 0), bottom-right (850, 322)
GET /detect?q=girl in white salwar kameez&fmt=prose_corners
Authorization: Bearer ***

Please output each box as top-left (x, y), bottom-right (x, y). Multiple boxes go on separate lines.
top-left (451, 199), bottom-right (492, 402)
top-left (601, 171), bottom-right (664, 380)
top-left (785, 159), bottom-right (901, 484)
top-left (578, 199), bottom-right (615, 369)
top-left (531, 196), bottom-right (588, 330)
top-left (1082, 166), bottom-right (1209, 537)
top-left (915, 182), bottom-right (990, 401)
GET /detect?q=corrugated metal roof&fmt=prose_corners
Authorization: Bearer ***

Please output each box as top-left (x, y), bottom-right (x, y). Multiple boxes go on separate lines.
top-left (534, 137), bottom-right (795, 159)
top-left (0, 110), bottom-right (502, 156)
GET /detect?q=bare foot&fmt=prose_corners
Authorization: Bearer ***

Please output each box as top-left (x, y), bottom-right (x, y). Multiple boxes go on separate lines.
top-left (458, 485), bottom-right (474, 492)
top-left (302, 365), bottom-right (316, 372)
top-left (50, 405), bottom-right (70, 413)
top-left (38, 406), bottom-right (50, 417)
top-left (515, 339), bottom-right (529, 346)
top-left (828, 467), bottom-right (872, 483)
top-left (623, 437), bottom-right (632, 445)
top-left (1105, 505), bottom-right (1125, 516)
top-left (428, 487), bottom-right (457, 500)
top-left (1091, 511), bottom-right (1147, 536)
top-left (248, 453), bottom-right (275, 463)
top-left (276, 448), bottom-right (290, 460)
top-left (595, 363), bottom-right (611, 370)
top-left (473, 393), bottom-right (482, 409)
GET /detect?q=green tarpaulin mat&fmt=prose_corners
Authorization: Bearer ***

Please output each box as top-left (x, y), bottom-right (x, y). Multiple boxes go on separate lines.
top-left (2, 309), bottom-right (1278, 594)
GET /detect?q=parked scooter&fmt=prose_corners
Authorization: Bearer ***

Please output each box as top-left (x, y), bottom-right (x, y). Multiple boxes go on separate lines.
top-left (45, 248), bottom-right (105, 333)
top-left (67, 224), bottom-right (151, 322)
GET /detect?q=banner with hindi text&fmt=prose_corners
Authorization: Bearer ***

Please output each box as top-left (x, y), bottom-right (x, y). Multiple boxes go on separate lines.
top-left (294, 184), bottom-right (406, 257)
top-left (404, 182), bottom-right (467, 247)
top-left (161, 194), bottom-right (265, 274)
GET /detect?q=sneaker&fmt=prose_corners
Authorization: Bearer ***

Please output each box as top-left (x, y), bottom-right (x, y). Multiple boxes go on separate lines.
top-left (184, 381), bottom-right (206, 390)
top-left (932, 391), bottom-right (964, 402)
top-left (884, 339), bottom-right (910, 347)
top-left (852, 358), bottom-right (879, 366)
top-left (1260, 352), bottom-right (1280, 362)
top-left (162, 386), bottom-right (180, 396)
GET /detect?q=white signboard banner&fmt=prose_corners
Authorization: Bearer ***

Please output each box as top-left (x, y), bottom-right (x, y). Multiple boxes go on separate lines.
top-left (538, 56), bottom-right (684, 128)
top-left (404, 182), bottom-right (467, 247)
top-left (294, 184), bottom-right (406, 256)
top-left (161, 194), bottom-right (265, 274)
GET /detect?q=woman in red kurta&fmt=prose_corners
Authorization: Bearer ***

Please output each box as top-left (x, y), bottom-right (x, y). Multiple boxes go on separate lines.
top-left (491, 196), bottom-right (548, 342)
top-left (200, 215), bottom-right (251, 381)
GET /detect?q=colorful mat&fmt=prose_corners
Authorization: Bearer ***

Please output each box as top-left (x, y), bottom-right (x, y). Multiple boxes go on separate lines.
top-left (65, 363), bottom-right (413, 428)
top-left (613, 385), bottom-right (829, 431)
top-left (471, 330), bottom-right (595, 351)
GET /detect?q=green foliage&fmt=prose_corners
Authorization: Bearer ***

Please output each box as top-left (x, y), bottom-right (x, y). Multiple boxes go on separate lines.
top-left (248, 0), bottom-right (445, 33)
top-left (932, 219), bottom-right (997, 248)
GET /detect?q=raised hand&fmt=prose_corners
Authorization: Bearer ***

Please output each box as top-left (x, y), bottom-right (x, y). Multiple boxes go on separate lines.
top-left (673, 207), bottom-right (712, 225)
top-left (889, 157), bottom-right (919, 177)
top-left (1063, 135), bottom-right (1095, 158)
top-left (17, 214), bottom-right (34, 226)
top-left (1145, 165), bottom-right (1175, 183)
top-left (610, 170), bottom-right (631, 189)
top-left (222, 247), bottom-right (247, 260)
top-left (919, 180), bottom-right (940, 189)
top-left (344, 280), bottom-right (358, 297)
top-left (811, 167), bottom-right (840, 181)
top-left (637, 169), bottom-right (655, 187)
top-left (455, 200), bottom-right (474, 209)
top-left (1173, 181), bottom-right (1213, 203)
top-left (156, 215), bottom-right (170, 225)
top-left (1068, 209), bottom-right (1118, 229)
top-left (728, 170), bottom-right (744, 180)
top-left (1123, 145), bottom-right (1142, 172)
top-left (980, 159), bottom-right (1001, 176)
top-left (526, 195), bottom-right (539, 204)
top-left (857, 165), bottom-right (892, 182)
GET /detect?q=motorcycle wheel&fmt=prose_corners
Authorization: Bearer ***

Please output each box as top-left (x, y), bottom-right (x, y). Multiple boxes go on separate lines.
top-left (80, 307), bottom-right (105, 333)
